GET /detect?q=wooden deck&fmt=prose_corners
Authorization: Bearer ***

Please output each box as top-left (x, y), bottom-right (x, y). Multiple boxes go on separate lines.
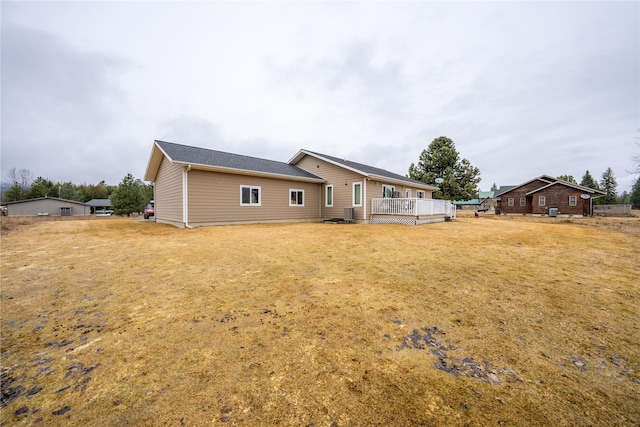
top-left (370, 198), bottom-right (456, 225)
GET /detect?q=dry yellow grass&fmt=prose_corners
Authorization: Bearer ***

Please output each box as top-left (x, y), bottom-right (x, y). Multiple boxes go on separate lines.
top-left (1, 213), bottom-right (638, 426)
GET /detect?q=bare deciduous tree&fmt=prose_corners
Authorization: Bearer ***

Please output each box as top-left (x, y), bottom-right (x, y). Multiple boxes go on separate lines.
top-left (5, 167), bottom-right (34, 189)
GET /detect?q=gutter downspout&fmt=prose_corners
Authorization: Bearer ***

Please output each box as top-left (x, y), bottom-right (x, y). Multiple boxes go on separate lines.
top-left (183, 165), bottom-right (193, 228)
top-left (319, 184), bottom-right (322, 220)
top-left (363, 178), bottom-right (367, 223)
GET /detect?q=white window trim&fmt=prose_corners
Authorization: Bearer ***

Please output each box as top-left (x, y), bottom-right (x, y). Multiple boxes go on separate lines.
top-left (382, 185), bottom-right (395, 198)
top-left (569, 196), bottom-right (577, 206)
top-left (325, 185), bottom-right (333, 207)
top-left (508, 198), bottom-right (514, 207)
top-left (240, 185), bottom-right (261, 206)
top-left (417, 190), bottom-right (425, 199)
top-left (353, 182), bottom-right (363, 207)
top-left (520, 198), bottom-right (526, 206)
top-left (289, 189), bottom-right (304, 207)
top-left (406, 189), bottom-right (411, 198)
top-left (539, 196), bottom-right (545, 206)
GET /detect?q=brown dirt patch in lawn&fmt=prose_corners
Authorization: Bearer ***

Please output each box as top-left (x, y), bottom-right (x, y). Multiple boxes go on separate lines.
top-left (1, 215), bottom-right (638, 426)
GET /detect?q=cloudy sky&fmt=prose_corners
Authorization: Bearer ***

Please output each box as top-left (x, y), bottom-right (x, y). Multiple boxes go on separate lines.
top-left (2, 1), bottom-right (638, 192)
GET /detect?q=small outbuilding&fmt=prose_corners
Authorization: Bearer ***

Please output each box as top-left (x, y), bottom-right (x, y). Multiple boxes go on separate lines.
top-left (86, 199), bottom-right (113, 214)
top-left (4, 197), bottom-right (91, 216)
top-left (454, 191), bottom-right (497, 211)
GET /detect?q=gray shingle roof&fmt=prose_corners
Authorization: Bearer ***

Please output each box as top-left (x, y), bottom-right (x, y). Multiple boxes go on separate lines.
top-left (155, 140), bottom-right (324, 181)
top-left (302, 150), bottom-right (433, 188)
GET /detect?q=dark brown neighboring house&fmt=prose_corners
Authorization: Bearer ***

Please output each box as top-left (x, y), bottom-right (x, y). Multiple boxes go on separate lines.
top-left (495, 175), bottom-right (605, 216)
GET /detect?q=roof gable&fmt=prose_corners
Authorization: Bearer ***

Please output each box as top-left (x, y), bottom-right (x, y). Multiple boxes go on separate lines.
top-left (289, 149), bottom-right (438, 190)
top-left (526, 180), bottom-right (605, 196)
top-left (495, 175), bottom-right (557, 197)
top-left (495, 175), bottom-right (606, 199)
top-left (145, 140), bottom-right (324, 182)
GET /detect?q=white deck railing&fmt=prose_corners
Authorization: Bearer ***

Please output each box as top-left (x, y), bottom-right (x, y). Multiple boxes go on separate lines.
top-left (371, 198), bottom-right (456, 219)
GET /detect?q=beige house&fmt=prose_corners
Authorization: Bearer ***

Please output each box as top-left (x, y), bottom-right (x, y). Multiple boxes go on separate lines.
top-left (144, 140), bottom-right (453, 228)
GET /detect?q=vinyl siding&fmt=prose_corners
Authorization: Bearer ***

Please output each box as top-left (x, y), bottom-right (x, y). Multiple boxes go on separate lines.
top-left (295, 156), bottom-right (365, 220)
top-left (296, 155), bottom-right (434, 222)
top-left (155, 157), bottom-right (183, 225)
top-left (186, 170), bottom-right (321, 225)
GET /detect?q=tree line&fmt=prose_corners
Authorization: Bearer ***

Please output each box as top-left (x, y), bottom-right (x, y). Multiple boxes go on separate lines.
top-left (4, 137), bottom-right (639, 212)
top-left (1, 168), bottom-right (154, 215)
top-left (556, 169), bottom-right (639, 207)
top-left (408, 136), bottom-right (640, 209)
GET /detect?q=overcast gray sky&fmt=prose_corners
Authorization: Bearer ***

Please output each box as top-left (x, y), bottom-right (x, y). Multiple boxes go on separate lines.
top-left (2, 1), bottom-right (638, 192)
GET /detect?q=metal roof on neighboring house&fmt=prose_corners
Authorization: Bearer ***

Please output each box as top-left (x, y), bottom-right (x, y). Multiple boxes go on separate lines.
top-left (289, 149), bottom-right (439, 190)
top-left (453, 199), bottom-right (482, 206)
top-left (146, 140), bottom-right (325, 182)
top-left (478, 191), bottom-right (495, 199)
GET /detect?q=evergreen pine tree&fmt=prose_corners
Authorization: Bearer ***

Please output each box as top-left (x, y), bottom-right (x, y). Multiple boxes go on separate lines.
top-left (408, 136), bottom-right (481, 201)
top-left (630, 177), bottom-right (640, 209)
top-left (580, 170), bottom-right (600, 190)
top-left (557, 175), bottom-right (577, 184)
top-left (110, 173), bottom-right (145, 216)
top-left (599, 168), bottom-right (617, 205)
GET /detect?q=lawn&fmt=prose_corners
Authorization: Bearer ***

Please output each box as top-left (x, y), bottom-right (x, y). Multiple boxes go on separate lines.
top-left (1, 213), bottom-right (639, 426)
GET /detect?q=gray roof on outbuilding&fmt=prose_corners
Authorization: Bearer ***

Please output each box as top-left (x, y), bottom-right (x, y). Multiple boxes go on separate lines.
top-left (86, 199), bottom-right (112, 207)
top-left (153, 140), bottom-right (324, 181)
top-left (3, 197), bottom-right (87, 206)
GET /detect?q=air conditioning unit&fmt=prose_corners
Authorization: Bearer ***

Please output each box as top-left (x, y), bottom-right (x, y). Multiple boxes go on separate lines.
top-left (344, 207), bottom-right (354, 223)
top-left (549, 208), bottom-right (558, 217)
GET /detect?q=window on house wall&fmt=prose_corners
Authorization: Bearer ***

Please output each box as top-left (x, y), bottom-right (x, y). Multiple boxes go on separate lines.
top-left (508, 198), bottom-right (514, 206)
top-left (325, 185), bottom-right (333, 207)
top-left (539, 196), bottom-right (545, 206)
top-left (289, 190), bottom-right (304, 206)
top-left (240, 186), bottom-right (261, 206)
top-left (353, 182), bottom-right (362, 206)
top-left (406, 189), bottom-right (411, 198)
top-left (417, 190), bottom-right (425, 199)
top-left (569, 196), bottom-right (577, 206)
top-left (520, 198), bottom-right (526, 206)
top-left (382, 185), bottom-right (394, 198)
